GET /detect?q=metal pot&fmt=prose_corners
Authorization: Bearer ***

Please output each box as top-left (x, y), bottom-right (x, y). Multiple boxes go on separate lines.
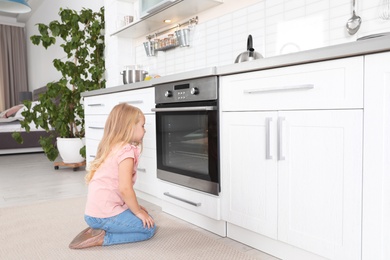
top-left (175, 28), bottom-right (190, 47)
top-left (234, 35), bottom-right (263, 63)
top-left (120, 69), bottom-right (148, 84)
top-left (143, 41), bottom-right (155, 56)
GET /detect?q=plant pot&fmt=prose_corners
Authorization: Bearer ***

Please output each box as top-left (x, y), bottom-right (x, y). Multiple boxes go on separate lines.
top-left (57, 137), bottom-right (85, 163)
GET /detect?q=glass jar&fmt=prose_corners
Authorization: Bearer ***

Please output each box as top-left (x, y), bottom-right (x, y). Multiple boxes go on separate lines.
top-left (168, 34), bottom-right (176, 46)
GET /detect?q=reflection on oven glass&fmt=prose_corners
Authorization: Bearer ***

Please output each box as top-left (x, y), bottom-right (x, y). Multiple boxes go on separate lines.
top-left (162, 115), bottom-right (209, 175)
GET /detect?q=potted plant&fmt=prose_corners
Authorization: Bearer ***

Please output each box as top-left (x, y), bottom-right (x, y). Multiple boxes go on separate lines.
top-left (12, 7), bottom-right (105, 162)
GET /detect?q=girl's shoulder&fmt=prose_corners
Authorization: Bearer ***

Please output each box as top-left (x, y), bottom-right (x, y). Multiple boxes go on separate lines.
top-left (122, 143), bottom-right (139, 151)
top-left (115, 143), bottom-right (140, 157)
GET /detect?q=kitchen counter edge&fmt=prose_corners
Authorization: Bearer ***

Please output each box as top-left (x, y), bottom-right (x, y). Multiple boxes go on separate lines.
top-left (81, 67), bottom-right (217, 97)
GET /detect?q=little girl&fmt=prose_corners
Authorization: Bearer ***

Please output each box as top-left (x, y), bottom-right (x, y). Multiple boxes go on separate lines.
top-left (69, 103), bottom-right (156, 249)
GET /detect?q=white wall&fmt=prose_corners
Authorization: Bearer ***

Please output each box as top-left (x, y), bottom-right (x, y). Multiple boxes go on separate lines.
top-left (105, 0), bottom-right (390, 87)
top-left (25, 0), bottom-right (103, 91)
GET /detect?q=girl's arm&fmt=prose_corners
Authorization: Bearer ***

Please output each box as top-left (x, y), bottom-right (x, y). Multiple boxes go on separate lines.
top-left (118, 158), bottom-right (154, 228)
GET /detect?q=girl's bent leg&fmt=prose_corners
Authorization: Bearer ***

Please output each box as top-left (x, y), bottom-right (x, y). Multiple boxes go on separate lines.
top-left (86, 210), bottom-right (156, 246)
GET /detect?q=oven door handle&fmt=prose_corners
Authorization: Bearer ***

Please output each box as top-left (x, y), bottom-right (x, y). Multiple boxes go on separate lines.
top-left (151, 106), bottom-right (217, 112)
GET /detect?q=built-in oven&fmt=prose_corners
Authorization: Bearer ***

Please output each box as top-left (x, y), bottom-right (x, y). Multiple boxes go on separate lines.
top-left (152, 76), bottom-right (219, 195)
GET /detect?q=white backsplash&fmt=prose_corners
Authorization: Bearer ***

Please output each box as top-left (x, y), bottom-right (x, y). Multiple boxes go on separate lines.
top-left (105, 0), bottom-right (390, 87)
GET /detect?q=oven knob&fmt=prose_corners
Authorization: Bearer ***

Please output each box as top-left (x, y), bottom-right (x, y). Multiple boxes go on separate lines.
top-left (190, 87), bottom-right (199, 95)
top-left (165, 90), bottom-right (173, 98)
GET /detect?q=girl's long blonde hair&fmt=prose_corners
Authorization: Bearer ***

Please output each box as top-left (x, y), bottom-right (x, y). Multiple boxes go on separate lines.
top-left (85, 103), bottom-right (143, 183)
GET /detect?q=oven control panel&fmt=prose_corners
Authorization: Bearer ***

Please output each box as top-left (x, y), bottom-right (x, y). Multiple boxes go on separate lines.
top-left (155, 76), bottom-right (218, 104)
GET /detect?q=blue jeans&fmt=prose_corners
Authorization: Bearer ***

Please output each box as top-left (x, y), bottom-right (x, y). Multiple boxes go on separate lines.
top-left (84, 209), bottom-right (156, 246)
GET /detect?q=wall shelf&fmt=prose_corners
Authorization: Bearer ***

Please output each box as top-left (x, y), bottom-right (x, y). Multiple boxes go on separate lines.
top-left (110, 0), bottom-right (222, 38)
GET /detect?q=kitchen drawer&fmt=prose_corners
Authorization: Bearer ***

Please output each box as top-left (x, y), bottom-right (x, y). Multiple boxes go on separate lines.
top-left (84, 95), bottom-right (113, 115)
top-left (111, 87), bottom-right (155, 114)
top-left (84, 87), bottom-right (155, 115)
top-left (86, 138), bottom-right (99, 164)
top-left (220, 56), bottom-right (364, 111)
top-left (85, 115), bottom-right (108, 141)
top-left (138, 148), bottom-right (156, 173)
top-left (160, 181), bottom-right (221, 220)
top-left (135, 149), bottom-right (157, 193)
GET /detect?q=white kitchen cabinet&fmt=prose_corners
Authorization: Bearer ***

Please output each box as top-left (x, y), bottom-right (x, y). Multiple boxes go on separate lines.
top-left (84, 87), bottom-right (158, 197)
top-left (221, 110), bottom-right (362, 260)
top-left (220, 57), bottom-right (364, 260)
top-left (362, 51), bottom-right (390, 260)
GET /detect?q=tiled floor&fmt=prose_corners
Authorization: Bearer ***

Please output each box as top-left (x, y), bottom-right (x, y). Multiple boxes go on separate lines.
top-left (0, 152), bottom-right (279, 260)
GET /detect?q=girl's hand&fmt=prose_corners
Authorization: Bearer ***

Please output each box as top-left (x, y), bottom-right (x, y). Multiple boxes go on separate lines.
top-left (140, 205), bottom-right (148, 214)
top-left (135, 210), bottom-right (154, 229)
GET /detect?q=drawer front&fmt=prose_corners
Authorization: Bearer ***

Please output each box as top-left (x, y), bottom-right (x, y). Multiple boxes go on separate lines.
top-left (160, 181), bottom-right (221, 220)
top-left (85, 115), bottom-right (108, 141)
top-left (86, 138), bottom-right (99, 164)
top-left (84, 87), bottom-right (155, 115)
top-left (111, 87), bottom-right (155, 114)
top-left (138, 148), bottom-right (156, 174)
top-left (84, 95), bottom-right (113, 115)
top-left (221, 56), bottom-right (364, 111)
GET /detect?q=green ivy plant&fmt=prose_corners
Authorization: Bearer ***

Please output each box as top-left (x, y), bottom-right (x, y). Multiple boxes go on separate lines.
top-left (12, 7), bottom-right (105, 161)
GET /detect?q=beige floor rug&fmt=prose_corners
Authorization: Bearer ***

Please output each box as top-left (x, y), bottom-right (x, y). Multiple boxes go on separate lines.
top-left (0, 197), bottom-right (259, 260)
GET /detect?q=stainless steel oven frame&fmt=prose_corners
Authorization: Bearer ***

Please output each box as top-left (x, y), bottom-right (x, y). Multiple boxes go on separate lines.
top-left (153, 76), bottom-right (220, 195)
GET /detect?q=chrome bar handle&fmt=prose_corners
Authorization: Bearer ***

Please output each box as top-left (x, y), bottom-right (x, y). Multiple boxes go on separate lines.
top-left (88, 126), bottom-right (104, 130)
top-left (87, 103), bottom-right (104, 107)
top-left (120, 100), bottom-right (143, 104)
top-left (163, 192), bottom-right (201, 207)
top-left (277, 117), bottom-right (286, 161)
top-left (265, 117), bottom-right (272, 160)
top-left (244, 84), bottom-right (314, 94)
top-left (137, 168), bottom-right (146, 172)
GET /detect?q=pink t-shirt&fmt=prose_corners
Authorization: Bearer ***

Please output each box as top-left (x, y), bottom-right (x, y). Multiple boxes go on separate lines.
top-left (85, 143), bottom-right (140, 218)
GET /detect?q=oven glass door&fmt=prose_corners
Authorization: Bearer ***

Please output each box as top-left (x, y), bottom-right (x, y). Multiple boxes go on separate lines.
top-left (155, 101), bottom-right (219, 193)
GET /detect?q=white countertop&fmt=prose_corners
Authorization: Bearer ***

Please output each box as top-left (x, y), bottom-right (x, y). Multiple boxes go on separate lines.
top-left (217, 34), bottom-right (390, 76)
top-left (82, 34), bottom-right (390, 98)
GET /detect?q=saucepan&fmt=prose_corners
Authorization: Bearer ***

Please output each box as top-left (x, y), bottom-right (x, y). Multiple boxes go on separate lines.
top-left (235, 35), bottom-right (263, 63)
top-left (120, 68), bottom-right (148, 84)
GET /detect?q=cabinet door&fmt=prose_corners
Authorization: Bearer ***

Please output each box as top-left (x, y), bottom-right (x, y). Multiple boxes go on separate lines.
top-left (221, 111), bottom-right (278, 239)
top-left (278, 110), bottom-right (362, 260)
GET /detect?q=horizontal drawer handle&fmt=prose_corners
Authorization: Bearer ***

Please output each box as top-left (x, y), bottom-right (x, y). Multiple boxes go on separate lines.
top-left (244, 84), bottom-right (314, 94)
top-left (88, 126), bottom-right (104, 130)
top-left (89, 155), bottom-right (96, 158)
top-left (87, 103), bottom-right (105, 107)
top-left (120, 100), bottom-right (143, 104)
top-left (137, 167), bottom-right (146, 172)
top-left (163, 192), bottom-right (201, 207)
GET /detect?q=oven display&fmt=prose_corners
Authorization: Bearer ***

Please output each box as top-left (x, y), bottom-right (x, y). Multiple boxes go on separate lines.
top-left (174, 83), bottom-right (190, 90)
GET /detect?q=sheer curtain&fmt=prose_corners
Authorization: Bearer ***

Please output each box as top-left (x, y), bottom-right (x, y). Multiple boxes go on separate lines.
top-left (0, 24), bottom-right (29, 111)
